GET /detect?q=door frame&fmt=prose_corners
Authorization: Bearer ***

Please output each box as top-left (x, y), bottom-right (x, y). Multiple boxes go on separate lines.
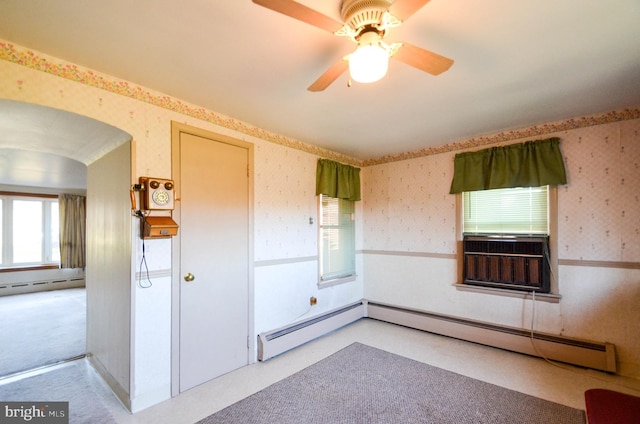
top-left (170, 121), bottom-right (255, 396)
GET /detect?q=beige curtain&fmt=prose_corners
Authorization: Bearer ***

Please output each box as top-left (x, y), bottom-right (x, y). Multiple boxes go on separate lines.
top-left (59, 194), bottom-right (86, 269)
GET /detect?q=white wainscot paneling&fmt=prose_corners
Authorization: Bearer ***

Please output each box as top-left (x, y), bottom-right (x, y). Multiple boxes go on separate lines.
top-left (254, 259), bottom-right (364, 335)
top-left (557, 265), bottom-right (640, 378)
top-left (363, 254), bottom-right (457, 313)
top-left (131, 274), bottom-right (172, 412)
top-left (135, 237), bottom-right (172, 272)
top-left (364, 253), bottom-right (560, 330)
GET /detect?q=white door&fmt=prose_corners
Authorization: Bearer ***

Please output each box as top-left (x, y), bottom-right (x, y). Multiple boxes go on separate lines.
top-left (175, 129), bottom-right (250, 392)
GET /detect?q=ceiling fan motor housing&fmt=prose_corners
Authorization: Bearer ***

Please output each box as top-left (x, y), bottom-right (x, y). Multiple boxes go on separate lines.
top-left (251, 0), bottom-right (455, 91)
top-left (341, 0), bottom-right (392, 32)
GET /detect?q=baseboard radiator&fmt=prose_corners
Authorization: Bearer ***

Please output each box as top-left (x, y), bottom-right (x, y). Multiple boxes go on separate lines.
top-left (0, 277), bottom-right (85, 296)
top-left (367, 301), bottom-right (617, 373)
top-left (258, 301), bottom-right (365, 361)
top-left (257, 300), bottom-right (616, 373)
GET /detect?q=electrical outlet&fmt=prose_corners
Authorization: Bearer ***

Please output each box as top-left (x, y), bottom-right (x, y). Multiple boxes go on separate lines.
top-left (310, 296), bottom-right (317, 306)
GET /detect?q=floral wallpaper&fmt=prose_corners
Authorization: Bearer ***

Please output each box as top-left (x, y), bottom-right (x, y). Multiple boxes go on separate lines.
top-left (3, 36), bottom-right (639, 389)
top-left (362, 156), bottom-right (457, 254)
top-left (1, 39), bottom-right (638, 265)
top-left (0, 41), bottom-right (357, 166)
top-left (1, 40), bottom-right (639, 168)
top-left (558, 119), bottom-right (640, 263)
top-left (362, 109), bottom-right (640, 166)
top-left (253, 141), bottom-right (319, 261)
top-left (362, 119), bottom-right (640, 264)
top-left (1, 38), bottom-right (639, 381)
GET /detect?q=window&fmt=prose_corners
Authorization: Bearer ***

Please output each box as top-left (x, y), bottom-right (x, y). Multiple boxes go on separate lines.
top-left (463, 186), bottom-right (549, 235)
top-left (319, 194), bottom-right (355, 283)
top-left (1, 194), bottom-right (60, 267)
top-left (459, 186), bottom-right (558, 296)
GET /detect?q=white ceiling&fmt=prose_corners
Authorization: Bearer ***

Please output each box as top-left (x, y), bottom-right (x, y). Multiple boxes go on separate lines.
top-left (0, 100), bottom-right (132, 165)
top-left (0, 99), bottom-right (131, 190)
top-left (0, 0), bottom-right (639, 161)
top-left (0, 148), bottom-right (87, 191)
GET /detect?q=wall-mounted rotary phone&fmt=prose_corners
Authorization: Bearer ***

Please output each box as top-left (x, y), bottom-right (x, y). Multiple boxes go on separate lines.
top-left (139, 177), bottom-right (175, 210)
top-left (133, 177), bottom-right (179, 239)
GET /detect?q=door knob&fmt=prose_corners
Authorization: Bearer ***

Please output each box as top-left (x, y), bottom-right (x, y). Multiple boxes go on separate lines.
top-left (184, 273), bottom-right (195, 282)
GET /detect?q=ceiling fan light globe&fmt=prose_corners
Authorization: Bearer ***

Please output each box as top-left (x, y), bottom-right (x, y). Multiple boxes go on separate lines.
top-left (349, 44), bottom-right (389, 83)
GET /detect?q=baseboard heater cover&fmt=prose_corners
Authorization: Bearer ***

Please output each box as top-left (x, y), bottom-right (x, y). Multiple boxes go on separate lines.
top-left (258, 301), bottom-right (365, 361)
top-left (367, 302), bottom-right (616, 373)
top-left (0, 277), bottom-right (86, 296)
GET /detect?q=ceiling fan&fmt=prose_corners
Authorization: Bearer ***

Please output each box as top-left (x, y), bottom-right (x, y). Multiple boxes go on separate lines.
top-left (252, 0), bottom-right (454, 91)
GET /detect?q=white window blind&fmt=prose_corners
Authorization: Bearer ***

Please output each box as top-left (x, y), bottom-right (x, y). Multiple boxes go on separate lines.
top-left (463, 186), bottom-right (549, 235)
top-left (319, 195), bottom-right (355, 281)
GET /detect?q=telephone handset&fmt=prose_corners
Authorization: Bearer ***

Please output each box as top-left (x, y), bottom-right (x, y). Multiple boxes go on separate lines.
top-left (139, 177), bottom-right (175, 210)
top-left (130, 189), bottom-right (137, 211)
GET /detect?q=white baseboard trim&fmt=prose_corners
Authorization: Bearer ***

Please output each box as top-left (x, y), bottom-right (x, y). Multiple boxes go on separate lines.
top-left (87, 354), bottom-right (132, 413)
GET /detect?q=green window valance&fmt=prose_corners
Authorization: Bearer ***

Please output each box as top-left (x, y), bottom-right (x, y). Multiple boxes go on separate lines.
top-left (316, 159), bottom-right (361, 201)
top-left (449, 137), bottom-right (567, 194)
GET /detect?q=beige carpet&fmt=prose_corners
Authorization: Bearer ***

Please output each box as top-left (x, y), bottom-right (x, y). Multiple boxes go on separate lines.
top-left (0, 361), bottom-right (116, 423)
top-left (200, 343), bottom-right (586, 424)
top-left (0, 288), bottom-right (85, 376)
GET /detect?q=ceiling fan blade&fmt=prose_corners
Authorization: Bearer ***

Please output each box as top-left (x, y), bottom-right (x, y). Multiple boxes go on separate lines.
top-left (308, 58), bottom-right (349, 92)
top-left (388, 0), bottom-right (431, 22)
top-left (392, 42), bottom-right (454, 75)
top-left (252, 0), bottom-right (344, 33)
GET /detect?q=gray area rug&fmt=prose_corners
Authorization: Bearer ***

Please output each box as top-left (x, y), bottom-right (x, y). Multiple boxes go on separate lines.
top-left (199, 343), bottom-right (585, 424)
top-left (0, 361), bottom-right (117, 423)
top-left (0, 288), bottom-right (86, 376)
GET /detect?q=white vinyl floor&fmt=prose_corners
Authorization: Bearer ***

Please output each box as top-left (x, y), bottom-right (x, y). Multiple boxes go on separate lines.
top-left (91, 318), bottom-right (640, 424)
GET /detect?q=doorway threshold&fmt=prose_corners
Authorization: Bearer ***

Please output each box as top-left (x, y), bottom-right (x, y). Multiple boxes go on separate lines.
top-left (0, 354), bottom-right (86, 385)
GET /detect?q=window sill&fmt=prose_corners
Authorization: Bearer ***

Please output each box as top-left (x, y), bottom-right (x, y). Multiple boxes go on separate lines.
top-left (318, 274), bottom-right (356, 289)
top-left (453, 283), bottom-right (561, 303)
top-left (0, 264), bottom-right (60, 273)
